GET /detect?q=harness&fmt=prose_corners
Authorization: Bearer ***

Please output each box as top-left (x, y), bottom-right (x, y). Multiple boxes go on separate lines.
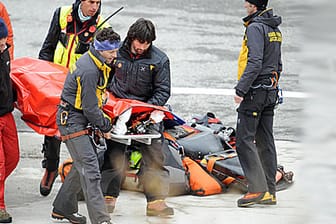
top-left (251, 71), bottom-right (279, 90)
top-left (58, 100), bottom-right (106, 145)
top-left (60, 129), bottom-right (90, 142)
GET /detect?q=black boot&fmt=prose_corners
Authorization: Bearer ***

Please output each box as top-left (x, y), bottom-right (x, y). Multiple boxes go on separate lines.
top-left (40, 135), bottom-right (61, 196)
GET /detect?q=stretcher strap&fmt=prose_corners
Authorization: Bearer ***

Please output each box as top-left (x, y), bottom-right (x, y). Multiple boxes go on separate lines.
top-left (206, 157), bottom-right (222, 172)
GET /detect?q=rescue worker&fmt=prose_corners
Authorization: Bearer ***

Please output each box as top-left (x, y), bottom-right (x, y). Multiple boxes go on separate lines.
top-left (0, 18), bottom-right (20, 223)
top-left (234, 0), bottom-right (283, 207)
top-left (38, 0), bottom-right (109, 197)
top-left (101, 18), bottom-right (174, 216)
top-left (0, 1), bottom-right (14, 59)
top-left (51, 27), bottom-right (119, 224)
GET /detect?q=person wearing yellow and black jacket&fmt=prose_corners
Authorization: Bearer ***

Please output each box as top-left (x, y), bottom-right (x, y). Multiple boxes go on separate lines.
top-left (234, 0), bottom-right (282, 207)
top-left (51, 27), bottom-right (119, 224)
top-left (38, 0), bottom-right (110, 197)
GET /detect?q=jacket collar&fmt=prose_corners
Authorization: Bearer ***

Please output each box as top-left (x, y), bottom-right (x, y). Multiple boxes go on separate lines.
top-left (242, 8), bottom-right (271, 26)
top-left (119, 38), bottom-right (152, 60)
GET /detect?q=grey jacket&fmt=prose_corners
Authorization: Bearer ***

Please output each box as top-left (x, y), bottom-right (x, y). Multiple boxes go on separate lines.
top-left (235, 9), bottom-right (282, 96)
top-left (61, 46), bottom-right (112, 132)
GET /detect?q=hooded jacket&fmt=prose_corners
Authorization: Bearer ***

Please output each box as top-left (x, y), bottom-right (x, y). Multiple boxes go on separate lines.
top-left (235, 9), bottom-right (282, 96)
top-left (0, 44), bottom-right (14, 116)
top-left (108, 38), bottom-right (171, 106)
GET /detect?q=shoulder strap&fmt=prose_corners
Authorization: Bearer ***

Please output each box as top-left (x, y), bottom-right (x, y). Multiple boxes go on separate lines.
top-left (59, 5), bottom-right (73, 30)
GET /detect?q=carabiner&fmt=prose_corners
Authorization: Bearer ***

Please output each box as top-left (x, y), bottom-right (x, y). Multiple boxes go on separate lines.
top-left (60, 111), bottom-right (69, 125)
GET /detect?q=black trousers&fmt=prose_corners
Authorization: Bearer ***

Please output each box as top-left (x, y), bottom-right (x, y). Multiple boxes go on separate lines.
top-left (101, 136), bottom-right (169, 202)
top-left (236, 88), bottom-right (278, 195)
top-left (42, 135), bottom-right (61, 172)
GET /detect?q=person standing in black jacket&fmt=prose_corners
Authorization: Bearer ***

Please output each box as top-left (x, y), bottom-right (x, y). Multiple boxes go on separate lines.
top-left (234, 0), bottom-right (283, 207)
top-left (0, 18), bottom-right (20, 223)
top-left (38, 0), bottom-right (109, 197)
top-left (101, 18), bottom-right (174, 217)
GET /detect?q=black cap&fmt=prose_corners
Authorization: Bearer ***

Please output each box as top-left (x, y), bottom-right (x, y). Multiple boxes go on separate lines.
top-left (246, 0), bottom-right (268, 10)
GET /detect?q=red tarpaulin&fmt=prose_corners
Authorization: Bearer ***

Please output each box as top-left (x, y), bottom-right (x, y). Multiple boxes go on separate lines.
top-left (10, 57), bottom-right (173, 136)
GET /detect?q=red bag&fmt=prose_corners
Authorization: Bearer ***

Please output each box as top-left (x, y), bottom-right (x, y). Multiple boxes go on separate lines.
top-left (182, 156), bottom-right (224, 196)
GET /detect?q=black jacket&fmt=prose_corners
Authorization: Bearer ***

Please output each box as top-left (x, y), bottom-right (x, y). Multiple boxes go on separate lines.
top-left (108, 39), bottom-right (171, 106)
top-left (0, 44), bottom-right (14, 116)
top-left (235, 9), bottom-right (282, 96)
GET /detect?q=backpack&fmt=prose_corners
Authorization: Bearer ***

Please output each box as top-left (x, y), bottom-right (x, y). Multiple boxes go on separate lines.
top-left (182, 156), bottom-right (224, 196)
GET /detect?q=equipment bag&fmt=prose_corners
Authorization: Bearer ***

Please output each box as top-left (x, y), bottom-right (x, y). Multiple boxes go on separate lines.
top-left (177, 131), bottom-right (224, 160)
top-left (182, 156), bottom-right (224, 196)
top-left (203, 150), bottom-right (247, 191)
top-left (122, 165), bottom-right (190, 196)
top-left (124, 147), bottom-right (190, 196)
top-left (165, 166), bottom-right (190, 196)
top-left (203, 150), bottom-right (295, 192)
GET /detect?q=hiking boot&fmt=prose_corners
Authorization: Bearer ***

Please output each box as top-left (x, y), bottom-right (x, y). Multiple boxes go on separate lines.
top-left (258, 193), bottom-right (277, 205)
top-left (51, 208), bottom-right (86, 224)
top-left (146, 200), bottom-right (174, 217)
top-left (104, 196), bottom-right (117, 213)
top-left (237, 192), bottom-right (272, 207)
top-left (0, 209), bottom-right (12, 223)
top-left (40, 169), bottom-right (58, 196)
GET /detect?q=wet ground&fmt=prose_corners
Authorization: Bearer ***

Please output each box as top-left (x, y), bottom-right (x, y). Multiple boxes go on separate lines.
top-left (3, 0), bottom-right (336, 223)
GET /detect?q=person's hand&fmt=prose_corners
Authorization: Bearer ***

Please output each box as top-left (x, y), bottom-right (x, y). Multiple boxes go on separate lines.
top-left (103, 131), bottom-right (111, 139)
top-left (234, 95), bottom-right (243, 104)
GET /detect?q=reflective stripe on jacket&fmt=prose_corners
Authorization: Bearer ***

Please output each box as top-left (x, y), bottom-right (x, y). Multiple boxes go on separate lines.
top-left (53, 6), bottom-right (107, 68)
top-left (61, 46), bottom-right (112, 132)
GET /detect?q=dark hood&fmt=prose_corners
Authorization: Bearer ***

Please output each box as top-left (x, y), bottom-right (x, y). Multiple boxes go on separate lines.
top-left (254, 9), bottom-right (281, 28)
top-left (243, 9), bottom-right (282, 28)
